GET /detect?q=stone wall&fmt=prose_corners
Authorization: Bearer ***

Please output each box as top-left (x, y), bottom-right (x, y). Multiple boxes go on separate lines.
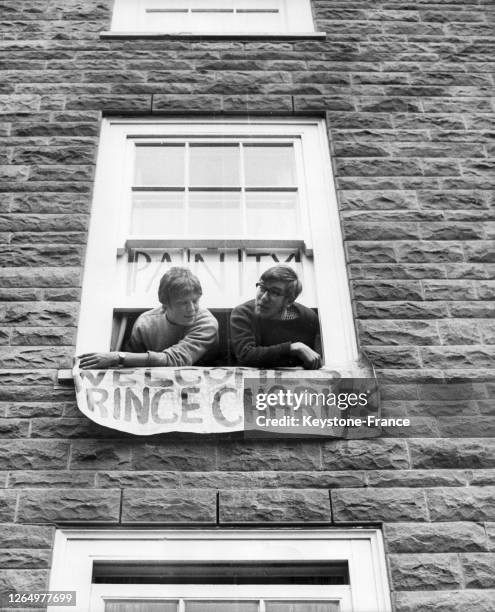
top-left (1, 1), bottom-right (495, 610)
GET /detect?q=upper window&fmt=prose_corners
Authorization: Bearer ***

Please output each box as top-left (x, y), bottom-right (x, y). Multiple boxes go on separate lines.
top-left (110, 0), bottom-right (315, 34)
top-left (77, 118), bottom-right (357, 368)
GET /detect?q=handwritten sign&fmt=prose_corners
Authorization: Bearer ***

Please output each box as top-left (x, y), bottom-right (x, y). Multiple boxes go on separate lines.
top-left (73, 365), bottom-right (380, 437)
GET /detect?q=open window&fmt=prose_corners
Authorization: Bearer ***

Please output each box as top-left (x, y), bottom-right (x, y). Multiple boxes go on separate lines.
top-left (109, 0), bottom-right (316, 35)
top-left (48, 530), bottom-right (391, 612)
top-left (77, 118), bottom-right (357, 368)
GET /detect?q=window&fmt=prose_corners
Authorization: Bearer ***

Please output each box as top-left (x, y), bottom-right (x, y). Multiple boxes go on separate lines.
top-left (47, 530), bottom-right (392, 612)
top-left (77, 118), bottom-right (357, 368)
top-left (109, 0), bottom-right (316, 35)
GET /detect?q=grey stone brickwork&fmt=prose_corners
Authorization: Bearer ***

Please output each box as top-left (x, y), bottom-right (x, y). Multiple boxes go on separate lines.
top-left (1, 0), bottom-right (495, 611)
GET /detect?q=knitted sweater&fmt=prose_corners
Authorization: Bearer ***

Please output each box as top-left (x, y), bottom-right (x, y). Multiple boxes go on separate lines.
top-left (230, 299), bottom-right (320, 368)
top-left (127, 306), bottom-right (219, 367)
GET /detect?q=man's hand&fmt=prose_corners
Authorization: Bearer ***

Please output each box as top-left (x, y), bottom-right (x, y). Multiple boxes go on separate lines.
top-left (78, 352), bottom-right (119, 370)
top-left (290, 342), bottom-right (322, 369)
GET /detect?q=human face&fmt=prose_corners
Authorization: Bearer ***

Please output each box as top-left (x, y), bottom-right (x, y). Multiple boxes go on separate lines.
top-left (255, 280), bottom-right (291, 319)
top-left (165, 291), bottom-right (200, 326)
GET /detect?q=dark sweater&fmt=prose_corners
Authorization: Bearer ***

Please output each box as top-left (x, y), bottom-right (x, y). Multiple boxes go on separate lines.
top-left (230, 299), bottom-right (320, 368)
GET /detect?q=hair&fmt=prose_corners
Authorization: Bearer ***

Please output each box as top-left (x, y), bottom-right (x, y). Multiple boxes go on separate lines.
top-left (259, 265), bottom-right (302, 302)
top-left (158, 267), bottom-right (202, 305)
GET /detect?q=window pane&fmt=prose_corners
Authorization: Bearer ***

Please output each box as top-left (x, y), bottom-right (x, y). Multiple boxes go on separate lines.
top-left (266, 603), bottom-right (340, 612)
top-left (189, 145), bottom-right (240, 187)
top-left (131, 192), bottom-right (185, 235)
top-left (134, 145), bottom-right (185, 186)
top-left (244, 145), bottom-right (296, 187)
top-left (105, 601), bottom-right (178, 612)
top-left (185, 602), bottom-right (258, 612)
top-left (246, 192), bottom-right (298, 236)
top-left (189, 192), bottom-right (241, 235)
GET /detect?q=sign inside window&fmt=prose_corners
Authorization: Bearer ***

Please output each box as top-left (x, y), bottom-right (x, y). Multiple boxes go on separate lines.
top-left (120, 248), bottom-right (316, 308)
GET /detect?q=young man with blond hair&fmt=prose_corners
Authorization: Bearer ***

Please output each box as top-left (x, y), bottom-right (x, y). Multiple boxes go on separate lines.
top-left (79, 267), bottom-right (218, 369)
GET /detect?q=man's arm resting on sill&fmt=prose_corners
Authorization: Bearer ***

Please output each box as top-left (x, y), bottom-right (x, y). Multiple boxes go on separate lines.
top-left (78, 351), bottom-right (167, 369)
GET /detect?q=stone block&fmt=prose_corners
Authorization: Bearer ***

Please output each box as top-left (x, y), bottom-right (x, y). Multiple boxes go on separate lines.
top-left (356, 301), bottom-right (448, 319)
top-left (465, 242), bottom-right (495, 263)
top-left (421, 346), bottom-right (495, 369)
top-left (0, 302), bottom-right (77, 326)
top-left (461, 553), bottom-right (495, 588)
top-left (367, 470), bottom-right (467, 489)
top-left (0, 346), bottom-right (73, 368)
top-left (396, 242), bottom-right (464, 263)
top-left (361, 346), bottom-right (422, 368)
top-left (122, 489), bottom-right (216, 524)
top-left (30, 417), bottom-right (119, 438)
top-left (219, 489), bottom-right (331, 523)
top-left (337, 159), bottom-right (423, 177)
top-left (0, 548), bottom-right (51, 568)
top-left (352, 281), bottom-right (423, 301)
top-left (345, 243), bottom-right (397, 263)
top-left (339, 190), bottom-right (417, 211)
top-left (8, 471), bottom-right (95, 488)
top-left (357, 320), bottom-right (439, 346)
top-left (477, 281), bottom-right (495, 300)
top-left (423, 280), bottom-right (477, 300)
top-left (322, 439), bottom-right (409, 470)
top-left (409, 439), bottom-right (495, 469)
top-left (223, 95), bottom-right (292, 111)
top-left (96, 471), bottom-right (180, 489)
top-left (420, 222), bottom-right (485, 240)
top-left (393, 589), bottom-right (495, 612)
top-left (0, 525), bottom-right (54, 549)
top-left (389, 553), bottom-right (462, 590)
top-left (65, 94), bottom-right (152, 112)
top-left (3, 401), bottom-right (66, 418)
top-left (131, 440), bottom-right (217, 471)
top-left (17, 489), bottom-right (121, 523)
top-left (180, 470), bottom-right (366, 490)
top-left (438, 417), bottom-right (495, 437)
top-left (153, 94), bottom-right (223, 111)
top-left (217, 440), bottom-right (321, 471)
top-left (332, 488), bottom-right (427, 522)
top-left (470, 470), bottom-right (495, 486)
top-left (0, 418), bottom-right (29, 437)
top-left (0, 492), bottom-right (17, 522)
top-left (69, 440), bottom-right (132, 470)
top-left (0, 440), bottom-right (69, 470)
top-left (438, 320), bottom-right (482, 345)
top-left (427, 487), bottom-right (495, 521)
top-left (384, 522), bottom-right (488, 553)
top-left (11, 326), bottom-right (76, 345)
top-left (449, 302), bottom-right (495, 318)
top-left (0, 569), bottom-right (49, 595)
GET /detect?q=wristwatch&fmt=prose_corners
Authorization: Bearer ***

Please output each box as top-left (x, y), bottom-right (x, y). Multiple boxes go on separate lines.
top-left (117, 352), bottom-right (126, 367)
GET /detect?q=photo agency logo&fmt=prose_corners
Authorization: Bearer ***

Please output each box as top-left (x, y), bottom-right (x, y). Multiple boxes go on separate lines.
top-left (243, 374), bottom-right (385, 438)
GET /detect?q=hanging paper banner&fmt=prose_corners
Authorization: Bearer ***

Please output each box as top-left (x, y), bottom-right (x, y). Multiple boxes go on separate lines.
top-left (73, 364), bottom-right (382, 438)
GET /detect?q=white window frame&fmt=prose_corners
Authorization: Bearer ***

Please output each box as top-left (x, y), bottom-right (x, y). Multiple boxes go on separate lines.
top-left (77, 117), bottom-right (358, 368)
top-left (47, 529), bottom-right (392, 612)
top-left (109, 0), bottom-right (316, 36)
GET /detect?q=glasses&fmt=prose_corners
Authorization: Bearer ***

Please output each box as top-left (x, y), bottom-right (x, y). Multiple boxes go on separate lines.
top-left (256, 282), bottom-right (286, 299)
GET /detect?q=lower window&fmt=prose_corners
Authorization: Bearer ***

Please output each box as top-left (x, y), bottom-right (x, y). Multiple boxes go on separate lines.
top-left (48, 530), bottom-right (391, 612)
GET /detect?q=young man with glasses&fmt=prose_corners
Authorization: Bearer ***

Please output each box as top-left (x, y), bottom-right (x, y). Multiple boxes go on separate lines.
top-left (230, 265), bottom-right (322, 369)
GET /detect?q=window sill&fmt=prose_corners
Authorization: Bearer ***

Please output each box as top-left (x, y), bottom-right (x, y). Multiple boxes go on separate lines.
top-left (100, 31), bottom-right (326, 40)
top-left (57, 359), bottom-right (374, 385)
